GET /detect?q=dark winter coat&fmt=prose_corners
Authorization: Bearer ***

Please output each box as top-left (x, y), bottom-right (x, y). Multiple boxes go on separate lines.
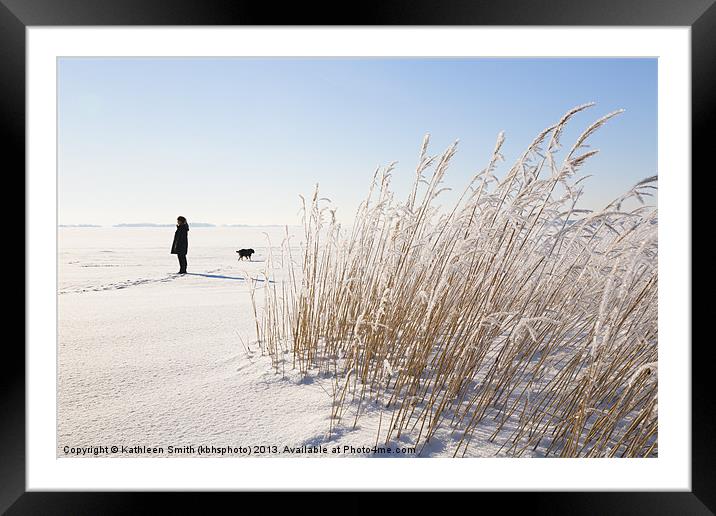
top-left (171, 223), bottom-right (189, 255)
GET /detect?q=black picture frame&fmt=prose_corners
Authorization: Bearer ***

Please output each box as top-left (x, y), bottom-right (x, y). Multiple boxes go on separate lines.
top-left (4, 0), bottom-right (708, 513)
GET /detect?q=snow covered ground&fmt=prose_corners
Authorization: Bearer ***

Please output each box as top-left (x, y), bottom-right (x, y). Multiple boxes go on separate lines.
top-left (58, 226), bottom-right (511, 458)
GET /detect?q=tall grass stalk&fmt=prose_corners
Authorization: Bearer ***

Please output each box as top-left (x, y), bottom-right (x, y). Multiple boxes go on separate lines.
top-left (254, 105), bottom-right (658, 457)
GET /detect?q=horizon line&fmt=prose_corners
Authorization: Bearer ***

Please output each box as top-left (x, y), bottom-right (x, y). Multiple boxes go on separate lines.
top-left (58, 223), bottom-right (304, 228)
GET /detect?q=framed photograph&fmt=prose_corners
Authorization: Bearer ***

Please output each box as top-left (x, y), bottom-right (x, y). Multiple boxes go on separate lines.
top-left (6, 0), bottom-right (708, 512)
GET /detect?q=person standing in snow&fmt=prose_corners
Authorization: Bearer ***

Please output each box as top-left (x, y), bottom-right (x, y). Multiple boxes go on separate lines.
top-left (171, 216), bottom-right (189, 274)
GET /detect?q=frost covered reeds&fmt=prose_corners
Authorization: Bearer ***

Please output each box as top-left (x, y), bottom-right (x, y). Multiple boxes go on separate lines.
top-left (254, 104), bottom-right (658, 457)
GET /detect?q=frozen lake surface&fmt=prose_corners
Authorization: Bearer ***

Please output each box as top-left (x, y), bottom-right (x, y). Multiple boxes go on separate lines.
top-left (57, 226), bottom-right (515, 458)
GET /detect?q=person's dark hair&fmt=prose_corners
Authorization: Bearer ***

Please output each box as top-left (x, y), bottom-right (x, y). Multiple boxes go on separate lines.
top-left (177, 216), bottom-right (187, 225)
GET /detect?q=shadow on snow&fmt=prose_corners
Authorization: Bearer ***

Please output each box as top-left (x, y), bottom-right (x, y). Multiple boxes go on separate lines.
top-left (185, 272), bottom-right (274, 283)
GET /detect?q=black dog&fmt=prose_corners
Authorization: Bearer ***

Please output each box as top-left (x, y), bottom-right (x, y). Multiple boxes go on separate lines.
top-left (236, 248), bottom-right (255, 261)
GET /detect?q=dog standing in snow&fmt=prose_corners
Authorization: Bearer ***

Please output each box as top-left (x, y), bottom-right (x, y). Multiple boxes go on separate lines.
top-left (236, 248), bottom-right (255, 261)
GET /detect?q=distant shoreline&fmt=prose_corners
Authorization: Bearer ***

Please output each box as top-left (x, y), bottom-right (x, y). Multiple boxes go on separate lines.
top-left (59, 223), bottom-right (301, 228)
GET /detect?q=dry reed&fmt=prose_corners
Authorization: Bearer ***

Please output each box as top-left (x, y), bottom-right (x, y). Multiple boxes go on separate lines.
top-left (253, 104), bottom-right (658, 458)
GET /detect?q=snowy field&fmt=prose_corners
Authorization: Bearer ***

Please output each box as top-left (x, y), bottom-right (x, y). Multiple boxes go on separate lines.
top-left (58, 226), bottom-right (503, 458)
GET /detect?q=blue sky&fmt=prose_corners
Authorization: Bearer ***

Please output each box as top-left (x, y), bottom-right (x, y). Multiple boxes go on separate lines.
top-left (58, 58), bottom-right (657, 226)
